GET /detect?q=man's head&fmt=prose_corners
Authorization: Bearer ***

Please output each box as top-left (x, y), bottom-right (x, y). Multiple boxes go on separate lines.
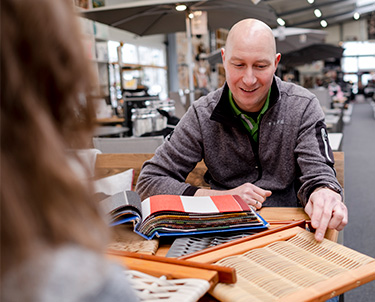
top-left (221, 19), bottom-right (281, 112)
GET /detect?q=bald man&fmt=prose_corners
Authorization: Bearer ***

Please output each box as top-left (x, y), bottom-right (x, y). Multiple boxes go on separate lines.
top-left (136, 19), bottom-right (347, 241)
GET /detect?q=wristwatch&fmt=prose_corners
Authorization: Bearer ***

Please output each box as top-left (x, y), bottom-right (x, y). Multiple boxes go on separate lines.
top-left (320, 184), bottom-right (344, 201)
top-left (321, 183), bottom-right (342, 195)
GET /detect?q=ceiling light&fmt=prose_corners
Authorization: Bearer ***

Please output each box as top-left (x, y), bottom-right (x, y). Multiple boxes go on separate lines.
top-left (353, 12), bottom-right (360, 20)
top-left (277, 18), bottom-right (285, 26)
top-left (251, 0), bottom-right (261, 4)
top-left (314, 9), bottom-right (322, 18)
top-left (188, 12), bottom-right (194, 19)
top-left (175, 4), bottom-right (187, 11)
top-left (307, 0), bottom-right (314, 3)
top-left (320, 20), bottom-right (328, 28)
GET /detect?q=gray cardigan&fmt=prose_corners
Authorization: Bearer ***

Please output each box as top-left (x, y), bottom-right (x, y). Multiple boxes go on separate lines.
top-left (136, 76), bottom-right (342, 207)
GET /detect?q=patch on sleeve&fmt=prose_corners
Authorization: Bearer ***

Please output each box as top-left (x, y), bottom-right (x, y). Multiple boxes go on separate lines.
top-left (315, 121), bottom-right (334, 165)
top-left (166, 130), bottom-right (174, 141)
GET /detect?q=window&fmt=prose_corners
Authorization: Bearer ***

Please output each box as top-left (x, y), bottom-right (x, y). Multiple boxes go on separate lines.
top-left (342, 57), bottom-right (358, 73)
top-left (122, 43), bottom-right (139, 64)
top-left (108, 42), bottom-right (168, 100)
top-left (342, 41), bottom-right (375, 85)
top-left (108, 40), bottom-right (120, 63)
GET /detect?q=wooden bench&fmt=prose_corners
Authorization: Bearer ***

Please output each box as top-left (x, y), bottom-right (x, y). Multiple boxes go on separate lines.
top-left (95, 153), bottom-right (210, 189)
top-left (95, 152), bottom-right (344, 189)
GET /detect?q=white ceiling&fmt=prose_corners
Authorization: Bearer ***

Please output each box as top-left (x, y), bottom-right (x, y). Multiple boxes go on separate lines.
top-left (264, 0), bottom-right (375, 29)
top-left (88, 0), bottom-right (375, 32)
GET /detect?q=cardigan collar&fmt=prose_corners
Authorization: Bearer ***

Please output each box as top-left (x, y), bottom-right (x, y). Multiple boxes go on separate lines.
top-left (210, 76), bottom-right (280, 126)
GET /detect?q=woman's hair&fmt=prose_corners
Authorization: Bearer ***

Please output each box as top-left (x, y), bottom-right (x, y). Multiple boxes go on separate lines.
top-left (1, 0), bottom-right (109, 275)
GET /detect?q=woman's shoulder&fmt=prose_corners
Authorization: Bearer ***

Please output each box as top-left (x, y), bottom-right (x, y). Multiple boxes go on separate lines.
top-left (1, 245), bottom-right (139, 302)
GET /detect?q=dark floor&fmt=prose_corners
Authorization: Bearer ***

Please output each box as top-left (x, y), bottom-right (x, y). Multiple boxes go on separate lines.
top-left (341, 99), bottom-right (375, 301)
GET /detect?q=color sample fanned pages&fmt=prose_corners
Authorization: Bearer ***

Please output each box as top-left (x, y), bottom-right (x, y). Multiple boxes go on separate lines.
top-left (100, 191), bottom-right (269, 240)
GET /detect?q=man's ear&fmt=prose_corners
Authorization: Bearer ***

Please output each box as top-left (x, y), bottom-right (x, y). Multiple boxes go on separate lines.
top-left (221, 48), bottom-right (226, 64)
top-left (275, 53), bottom-right (281, 68)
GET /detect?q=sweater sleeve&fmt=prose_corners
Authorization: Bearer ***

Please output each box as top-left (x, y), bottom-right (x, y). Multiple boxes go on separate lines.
top-left (295, 96), bottom-right (343, 206)
top-left (135, 103), bottom-right (205, 201)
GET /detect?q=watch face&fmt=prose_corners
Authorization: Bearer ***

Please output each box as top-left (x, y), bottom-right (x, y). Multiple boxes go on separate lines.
top-left (326, 184), bottom-right (341, 194)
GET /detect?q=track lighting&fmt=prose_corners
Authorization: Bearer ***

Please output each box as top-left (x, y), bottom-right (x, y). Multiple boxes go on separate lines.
top-left (175, 4), bottom-right (187, 11)
top-left (314, 9), bottom-right (322, 18)
top-left (277, 18), bottom-right (285, 26)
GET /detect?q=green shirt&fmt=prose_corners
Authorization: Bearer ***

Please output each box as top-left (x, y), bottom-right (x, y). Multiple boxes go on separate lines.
top-left (229, 88), bottom-right (271, 142)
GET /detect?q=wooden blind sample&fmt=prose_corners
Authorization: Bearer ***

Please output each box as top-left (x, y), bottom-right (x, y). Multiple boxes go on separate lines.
top-left (211, 230), bottom-right (375, 302)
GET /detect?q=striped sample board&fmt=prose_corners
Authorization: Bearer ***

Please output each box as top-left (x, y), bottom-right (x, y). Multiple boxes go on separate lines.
top-left (142, 195), bottom-right (250, 218)
top-left (101, 192), bottom-right (268, 240)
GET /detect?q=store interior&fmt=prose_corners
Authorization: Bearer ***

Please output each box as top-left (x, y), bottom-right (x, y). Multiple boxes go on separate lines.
top-left (77, 1), bottom-right (375, 301)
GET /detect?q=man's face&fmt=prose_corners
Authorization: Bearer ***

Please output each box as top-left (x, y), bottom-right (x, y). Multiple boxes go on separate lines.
top-left (222, 32), bottom-right (280, 112)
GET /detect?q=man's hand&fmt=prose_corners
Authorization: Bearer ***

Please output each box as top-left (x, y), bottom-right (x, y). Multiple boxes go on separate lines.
top-left (304, 187), bottom-right (348, 242)
top-left (195, 183), bottom-right (272, 210)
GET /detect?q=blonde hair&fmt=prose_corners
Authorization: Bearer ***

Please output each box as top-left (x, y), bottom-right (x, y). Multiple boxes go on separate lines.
top-left (1, 0), bottom-right (109, 275)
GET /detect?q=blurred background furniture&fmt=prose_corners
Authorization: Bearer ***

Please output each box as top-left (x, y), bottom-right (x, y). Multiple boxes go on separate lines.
top-left (92, 136), bottom-right (164, 153)
top-left (308, 87), bottom-right (332, 110)
top-left (328, 132), bottom-right (343, 151)
top-left (93, 126), bottom-right (129, 137)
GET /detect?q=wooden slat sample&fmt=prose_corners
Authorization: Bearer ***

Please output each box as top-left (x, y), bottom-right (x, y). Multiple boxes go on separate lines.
top-left (107, 250), bottom-right (236, 284)
top-left (180, 226), bottom-right (304, 264)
